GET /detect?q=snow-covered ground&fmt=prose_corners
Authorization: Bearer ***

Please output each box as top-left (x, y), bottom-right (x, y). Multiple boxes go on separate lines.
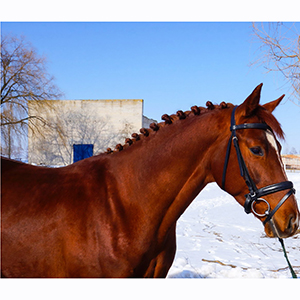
top-left (167, 171), bottom-right (300, 278)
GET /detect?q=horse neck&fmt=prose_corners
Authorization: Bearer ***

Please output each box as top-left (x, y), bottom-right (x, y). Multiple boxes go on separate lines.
top-left (106, 109), bottom-right (228, 232)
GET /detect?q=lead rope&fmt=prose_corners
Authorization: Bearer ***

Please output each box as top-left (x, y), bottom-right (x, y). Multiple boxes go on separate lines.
top-left (278, 238), bottom-right (297, 278)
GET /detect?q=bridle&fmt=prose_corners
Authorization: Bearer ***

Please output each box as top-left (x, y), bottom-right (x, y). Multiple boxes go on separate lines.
top-left (221, 105), bottom-right (298, 278)
top-left (222, 106), bottom-right (295, 226)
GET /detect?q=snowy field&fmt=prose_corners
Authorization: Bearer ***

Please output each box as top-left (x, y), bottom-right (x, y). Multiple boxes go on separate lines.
top-left (167, 171), bottom-right (300, 278)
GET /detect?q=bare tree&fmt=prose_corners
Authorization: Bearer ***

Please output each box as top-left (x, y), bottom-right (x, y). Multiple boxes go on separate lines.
top-left (251, 22), bottom-right (300, 105)
top-left (1, 34), bottom-right (63, 158)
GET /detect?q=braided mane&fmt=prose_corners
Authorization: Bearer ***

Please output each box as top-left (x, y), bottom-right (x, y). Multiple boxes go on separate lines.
top-left (104, 101), bottom-right (234, 154)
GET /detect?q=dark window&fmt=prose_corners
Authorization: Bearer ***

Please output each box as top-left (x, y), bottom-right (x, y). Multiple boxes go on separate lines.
top-left (73, 144), bottom-right (94, 163)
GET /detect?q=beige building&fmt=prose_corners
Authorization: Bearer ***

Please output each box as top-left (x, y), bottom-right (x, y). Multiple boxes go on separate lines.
top-left (28, 99), bottom-right (153, 166)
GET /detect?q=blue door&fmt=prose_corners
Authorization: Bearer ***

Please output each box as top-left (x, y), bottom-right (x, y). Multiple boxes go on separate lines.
top-left (73, 144), bottom-right (94, 163)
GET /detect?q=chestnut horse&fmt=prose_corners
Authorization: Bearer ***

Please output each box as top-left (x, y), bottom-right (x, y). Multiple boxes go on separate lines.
top-left (1, 84), bottom-right (299, 278)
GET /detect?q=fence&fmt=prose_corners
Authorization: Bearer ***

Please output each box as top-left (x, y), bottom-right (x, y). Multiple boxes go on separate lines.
top-left (282, 155), bottom-right (300, 171)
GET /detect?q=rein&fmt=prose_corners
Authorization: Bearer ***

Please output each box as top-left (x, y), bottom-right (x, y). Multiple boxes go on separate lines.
top-left (278, 238), bottom-right (297, 278)
top-left (222, 106), bottom-right (297, 278)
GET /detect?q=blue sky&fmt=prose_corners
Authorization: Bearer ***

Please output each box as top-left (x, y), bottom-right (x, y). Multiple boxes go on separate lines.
top-left (2, 21), bottom-right (300, 153)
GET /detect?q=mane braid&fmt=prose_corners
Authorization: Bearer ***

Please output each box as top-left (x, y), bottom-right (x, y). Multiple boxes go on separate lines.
top-left (104, 102), bottom-right (233, 154)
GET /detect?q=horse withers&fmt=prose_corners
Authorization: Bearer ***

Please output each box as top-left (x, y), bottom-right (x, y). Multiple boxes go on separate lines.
top-left (1, 84), bottom-right (299, 277)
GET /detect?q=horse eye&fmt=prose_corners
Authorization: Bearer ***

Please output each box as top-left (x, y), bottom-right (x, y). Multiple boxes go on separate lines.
top-left (250, 147), bottom-right (264, 156)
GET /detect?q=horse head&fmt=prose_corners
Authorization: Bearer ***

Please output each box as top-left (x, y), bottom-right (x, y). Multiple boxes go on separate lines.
top-left (213, 84), bottom-right (299, 238)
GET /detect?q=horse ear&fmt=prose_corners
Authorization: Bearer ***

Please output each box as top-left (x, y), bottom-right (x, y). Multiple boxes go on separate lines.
top-left (262, 95), bottom-right (285, 112)
top-left (238, 83), bottom-right (263, 117)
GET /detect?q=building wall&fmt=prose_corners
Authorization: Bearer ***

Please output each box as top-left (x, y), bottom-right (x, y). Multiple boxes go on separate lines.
top-left (28, 99), bottom-right (144, 166)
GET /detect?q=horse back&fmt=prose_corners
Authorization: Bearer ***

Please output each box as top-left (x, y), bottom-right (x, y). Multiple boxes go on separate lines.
top-left (1, 156), bottom-right (112, 277)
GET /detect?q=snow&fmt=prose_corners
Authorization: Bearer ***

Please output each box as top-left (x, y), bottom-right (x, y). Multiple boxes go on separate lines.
top-left (167, 171), bottom-right (300, 278)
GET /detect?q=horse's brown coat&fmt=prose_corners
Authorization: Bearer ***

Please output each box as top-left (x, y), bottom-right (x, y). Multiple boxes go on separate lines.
top-left (1, 84), bottom-right (299, 277)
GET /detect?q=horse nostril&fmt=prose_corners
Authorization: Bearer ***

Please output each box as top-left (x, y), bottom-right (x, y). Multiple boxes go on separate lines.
top-left (287, 216), bottom-right (298, 234)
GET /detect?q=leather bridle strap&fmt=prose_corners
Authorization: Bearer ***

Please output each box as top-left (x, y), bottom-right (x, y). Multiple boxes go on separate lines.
top-left (222, 106), bottom-right (271, 193)
top-left (263, 188), bottom-right (295, 225)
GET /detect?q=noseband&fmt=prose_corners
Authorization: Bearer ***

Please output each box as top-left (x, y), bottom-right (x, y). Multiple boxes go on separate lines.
top-left (222, 106), bottom-right (295, 225)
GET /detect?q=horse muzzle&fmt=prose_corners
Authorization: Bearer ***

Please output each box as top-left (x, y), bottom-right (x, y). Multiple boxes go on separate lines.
top-left (244, 181), bottom-right (299, 238)
top-left (264, 212), bottom-right (299, 238)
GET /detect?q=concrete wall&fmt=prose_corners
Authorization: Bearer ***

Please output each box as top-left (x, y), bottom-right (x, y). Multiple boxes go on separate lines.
top-left (28, 99), bottom-right (144, 166)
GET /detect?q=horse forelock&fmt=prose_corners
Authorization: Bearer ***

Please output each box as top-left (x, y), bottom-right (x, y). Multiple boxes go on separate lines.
top-left (104, 102), bottom-right (235, 155)
top-left (255, 106), bottom-right (285, 140)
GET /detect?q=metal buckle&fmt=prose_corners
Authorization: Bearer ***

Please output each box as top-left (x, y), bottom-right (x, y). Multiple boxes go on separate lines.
top-left (251, 198), bottom-right (271, 217)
